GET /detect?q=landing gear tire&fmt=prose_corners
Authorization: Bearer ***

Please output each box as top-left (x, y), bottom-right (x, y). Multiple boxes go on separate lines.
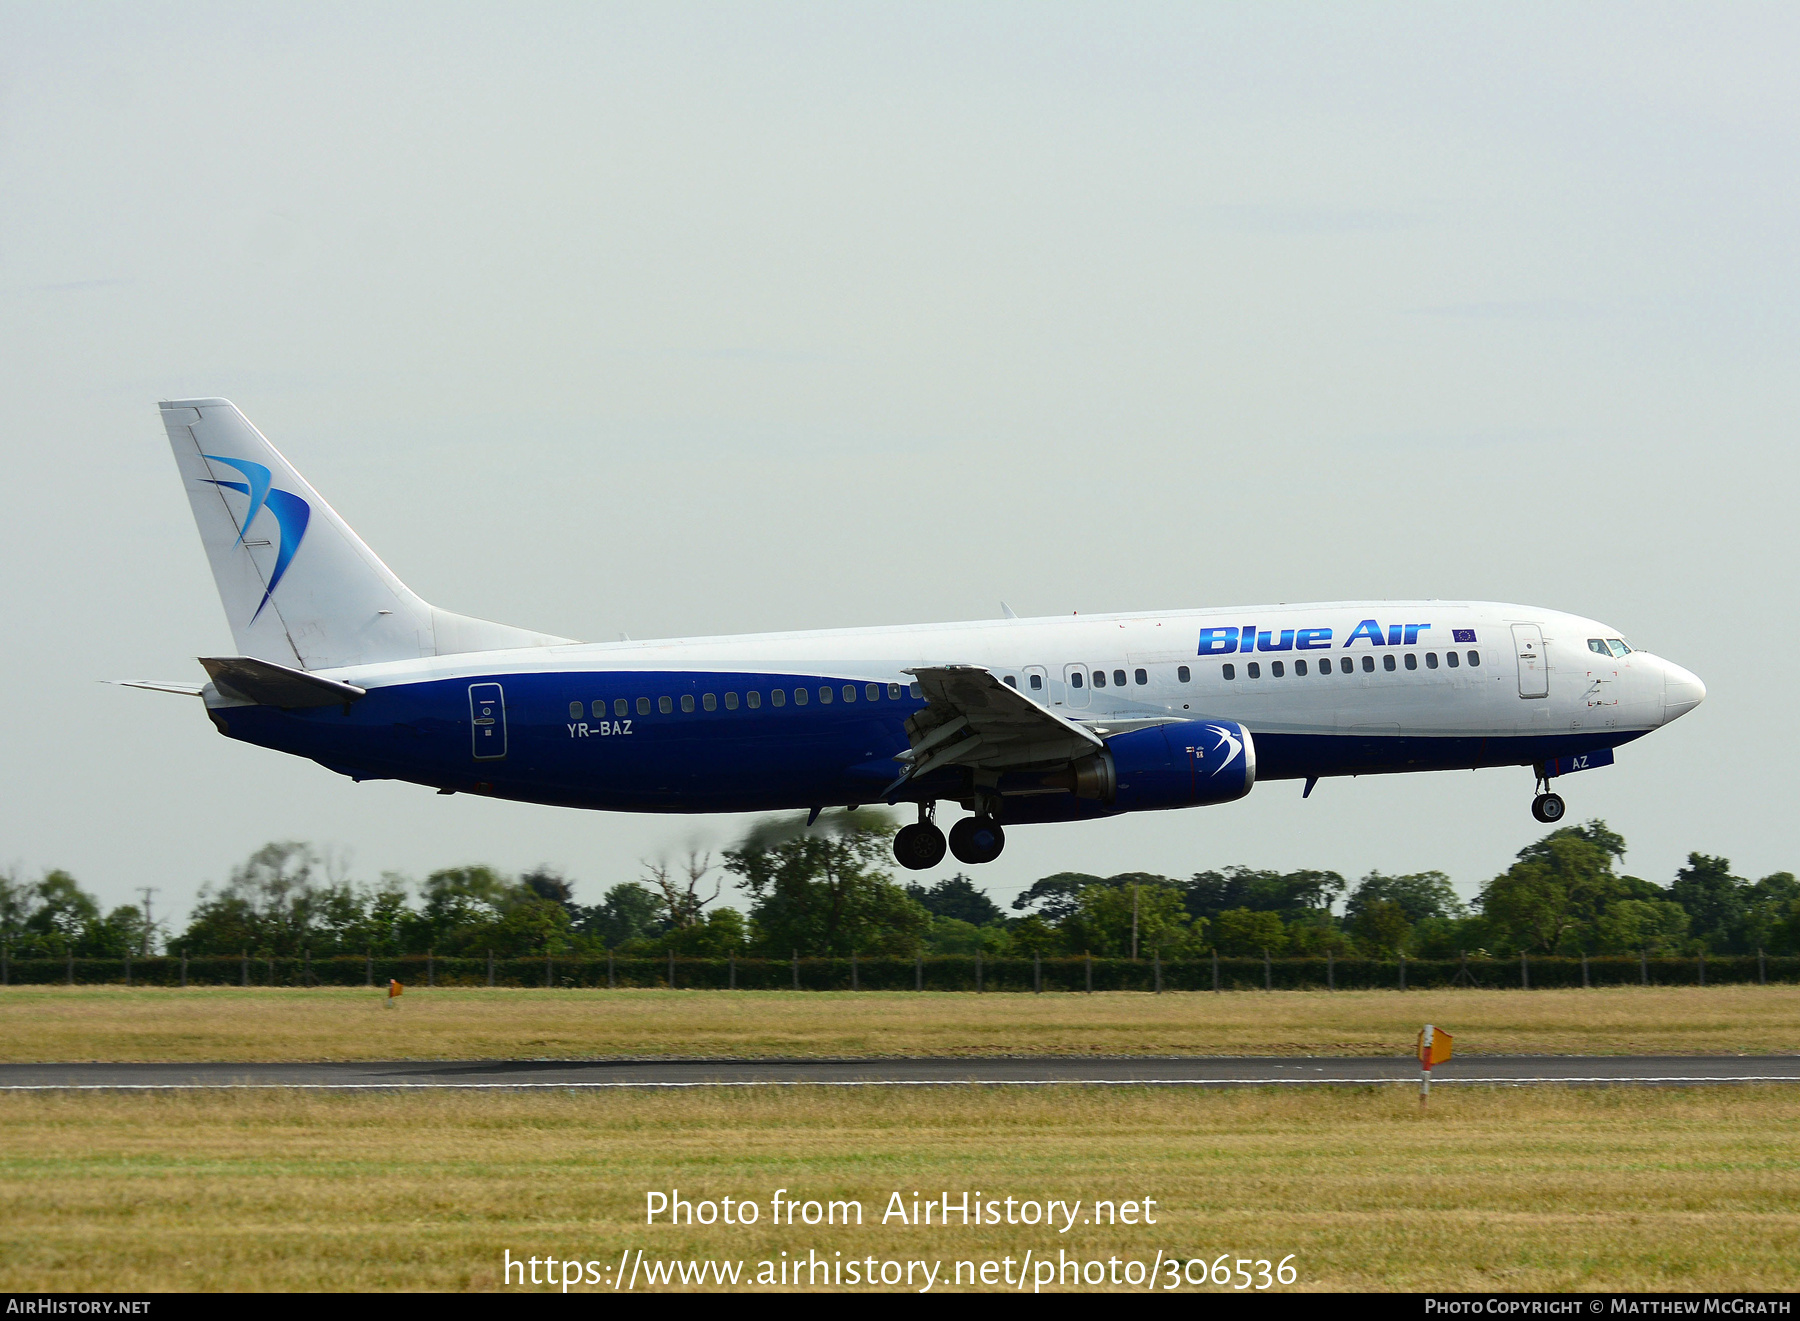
top-left (948, 815), bottom-right (1006, 865)
top-left (1531, 792), bottom-right (1566, 824)
top-left (893, 822), bottom-right (947, 871)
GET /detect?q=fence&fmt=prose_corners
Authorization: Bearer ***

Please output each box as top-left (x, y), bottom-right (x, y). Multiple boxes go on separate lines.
top-left (0, 952), bottom-right (1793, 991)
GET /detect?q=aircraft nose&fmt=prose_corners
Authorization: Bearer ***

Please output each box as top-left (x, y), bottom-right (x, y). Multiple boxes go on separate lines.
top-left (1662, 661), bottom-right (1706, 723)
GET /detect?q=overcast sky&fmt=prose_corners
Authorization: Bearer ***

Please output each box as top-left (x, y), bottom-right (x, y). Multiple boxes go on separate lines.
top-left (3, 3), bottom-right (1796, 928)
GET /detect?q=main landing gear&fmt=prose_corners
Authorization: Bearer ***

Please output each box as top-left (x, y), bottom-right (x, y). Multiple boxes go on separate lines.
top-left (893, 804), bottom-right (947, 871)
top-left (892, 802), bottom-right (1008, 868)
top-left (1529, 767), bottom-right (1566, 824)
top-left (948, 814), bottom-right (1006, 865)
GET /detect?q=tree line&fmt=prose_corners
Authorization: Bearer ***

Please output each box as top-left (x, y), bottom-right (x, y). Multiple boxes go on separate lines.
top-left (3, 815), bottom-right (1795, 963)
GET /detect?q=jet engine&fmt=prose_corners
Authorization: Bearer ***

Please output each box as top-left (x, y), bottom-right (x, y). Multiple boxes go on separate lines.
top-left (1064, 719), bottom-right (1256, 811)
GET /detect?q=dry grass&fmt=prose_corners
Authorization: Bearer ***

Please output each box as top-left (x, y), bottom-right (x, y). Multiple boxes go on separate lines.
top-left (2, 1085), bottom-right (1796, 1291)
top-left (2, 984), bottom-right (1798, 1063)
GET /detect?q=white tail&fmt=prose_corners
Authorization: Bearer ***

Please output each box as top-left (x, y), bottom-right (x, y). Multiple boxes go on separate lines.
top-left (160, 399), bottom-right (573, 670)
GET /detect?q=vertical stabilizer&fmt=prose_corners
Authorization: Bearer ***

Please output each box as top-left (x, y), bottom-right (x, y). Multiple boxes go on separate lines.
top-left (160, 399), bottom-right (572, 670)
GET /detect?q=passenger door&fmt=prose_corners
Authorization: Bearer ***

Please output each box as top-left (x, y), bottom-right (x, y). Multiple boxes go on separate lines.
top-left (469, 682), bottom-right (508, 758)
top-left (1512, 624), bottom-right (1548, 699)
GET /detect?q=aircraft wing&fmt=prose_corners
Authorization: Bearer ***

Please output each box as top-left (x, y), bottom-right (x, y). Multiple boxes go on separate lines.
top-left (890, 664), bottom-right (1105, 792)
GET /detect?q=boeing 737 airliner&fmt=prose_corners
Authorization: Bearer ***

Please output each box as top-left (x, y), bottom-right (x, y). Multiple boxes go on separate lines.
top-left (127, 400), bottom-right (1706, 870)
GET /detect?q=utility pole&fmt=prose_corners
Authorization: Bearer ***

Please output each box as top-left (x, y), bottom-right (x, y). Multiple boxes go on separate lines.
top-left (136, 888), bottom-right (160, 958)
top-left (1130, 884), bottom-right (1139, 961)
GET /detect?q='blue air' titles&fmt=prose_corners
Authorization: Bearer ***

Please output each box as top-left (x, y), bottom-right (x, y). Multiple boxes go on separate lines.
top-left (1197, 621), bottom-right (1435, 655)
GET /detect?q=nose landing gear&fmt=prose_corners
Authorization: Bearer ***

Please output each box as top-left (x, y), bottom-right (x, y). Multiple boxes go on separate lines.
top-left (1529, 767), bottom-right (1566, 824)
top-left (893, 803), bottom-right (948, 871)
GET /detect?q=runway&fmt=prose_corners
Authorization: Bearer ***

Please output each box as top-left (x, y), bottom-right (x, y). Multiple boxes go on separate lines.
top-left (3, 1055), bottom-right (1798, 1090)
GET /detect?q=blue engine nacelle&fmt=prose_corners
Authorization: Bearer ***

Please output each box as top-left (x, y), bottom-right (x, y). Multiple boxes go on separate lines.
top-left (1068, 719), bottom-right (1256, 811)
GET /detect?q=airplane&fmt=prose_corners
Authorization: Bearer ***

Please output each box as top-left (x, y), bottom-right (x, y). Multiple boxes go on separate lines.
top-left (123, 399), bottom-right (1707, 871)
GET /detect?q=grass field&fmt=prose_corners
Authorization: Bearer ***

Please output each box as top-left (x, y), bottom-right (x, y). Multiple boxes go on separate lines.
top-left (3, 984), bottom-right (1798, 1062)
top-left (3, 1085), bottom-right (1796, 1292)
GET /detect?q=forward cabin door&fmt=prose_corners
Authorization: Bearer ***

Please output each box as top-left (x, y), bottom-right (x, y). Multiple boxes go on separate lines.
top-left (470, 682), bottom-right (508, 758)
top-left (1512, 624), bottom-right (1548, 699)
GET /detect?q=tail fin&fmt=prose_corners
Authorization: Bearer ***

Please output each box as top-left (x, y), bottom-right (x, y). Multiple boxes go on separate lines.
top-left (160, 399), bottom-right (573, 670)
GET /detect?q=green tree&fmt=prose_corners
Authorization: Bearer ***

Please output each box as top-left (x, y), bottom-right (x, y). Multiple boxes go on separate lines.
top-left (1061, 881), bottom-right (1201, 958)
top-left (1352, 897), bottom-right (1412, 955)
top-left (725, 811), bottom-right (928, 956)
top-left (1184, 867), bottom-right (1346, 922)
top-left (923, 915), bottom-right (1010, 956)
top-left (576, 882), bottom-right (666, 948)
top-left (1594, 898), bottom-right (1689, 955)
top-left (1211, 907), bottom-right (1286, 956)
top-left (1011, 872), bottom-right (1107, 922)
top-left (906, 874), bottom-right (1004, 926)
top-left (1346, 871), bottom-right (1464, 926)
top-left (1478, 822), bottom-right (1635, 954)
top-left (1669, 855), bottom-right (1749, 953)
top-left (1746, 873), bottom-right (1800, 954)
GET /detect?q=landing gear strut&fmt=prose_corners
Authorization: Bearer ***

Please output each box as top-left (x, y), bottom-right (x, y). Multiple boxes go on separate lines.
top-left (893, 802), bottom-right (947, 871)
top-left (1530, 768), bottom-right (1566, 824)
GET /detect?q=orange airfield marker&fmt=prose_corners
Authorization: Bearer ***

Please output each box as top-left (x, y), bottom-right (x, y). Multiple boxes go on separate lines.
top-left (386, 978), bottom-right (404, 1009)
top-left (1417, 1024), bottom-right (1453, 1109)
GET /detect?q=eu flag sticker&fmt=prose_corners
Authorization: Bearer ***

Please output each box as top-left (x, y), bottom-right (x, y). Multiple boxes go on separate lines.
top-left (1452, 628), bottom-right (1477, 643)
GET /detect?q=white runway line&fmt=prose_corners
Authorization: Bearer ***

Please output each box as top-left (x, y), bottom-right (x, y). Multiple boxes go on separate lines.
top-left (4, 1076), bottom-right (1800, 1091)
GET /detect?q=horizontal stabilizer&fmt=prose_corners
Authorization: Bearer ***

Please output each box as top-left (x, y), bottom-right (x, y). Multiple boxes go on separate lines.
top-left (200, 656), bottom-right (367, 708)
top-left (104, 679), bottom-right (204, 697)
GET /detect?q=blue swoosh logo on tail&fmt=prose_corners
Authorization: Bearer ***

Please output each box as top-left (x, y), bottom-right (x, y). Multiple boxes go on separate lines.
top-left (198, 454), bottom-right (310, 622)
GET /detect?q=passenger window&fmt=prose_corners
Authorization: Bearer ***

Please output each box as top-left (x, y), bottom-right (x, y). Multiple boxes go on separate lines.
top-left (1445, 651), bottom-right (1459, 668)
top-left (1003, 675), bottom-right (1017, 688)
top-left (1272, 660), bottom-right (1285, 677)
top-left (659, 696), bottom-right (674, 714)
top-left (866, 683), bottom-right (880, 700)
top-left (1071, 672), bottom-right (1084, 689)
top-left (909, 682), bottom-right (922, 698)
top-left (818, 686), bottom-right (832, 704)
top-left (615, 698), bottom-right (628, 717)
top-left (1404, 654), bottom-right (1417, 671)
top-left (1113, 669), bottom-right (1127, 687)
top-left (591, 701), bottom-right (606, 718)
top-left (1134, 668), bottom-right (1147, 685)
top-left (1247, 662), bottom-right (1262, 679)
top-left (703, 693), bottom-right (717, 711)
top-left (1588, 639), bottom-right (1610, 656)
top-left (1177, 666), bottom-right (1190, 683)
top-left (1295, 659), bottom-right (1308, 676)
top-left (1425, 653), bottom-right (1438, 670)
top-left (1361, 655), bottom-right (1374, 673)
top-left (637, 696), bottom-right (651, 715)
top-left (1340, 657), bottom-right (1353, 674)
top-left (771, 690), bottom-right (786, 707)
top-left (1029, 674), bottom-right (1043, 690)
top-left (681, 694), bottom-right (696, 712)
top-left (1092, 671), bottom-right (1106, 688)
top-left (795, 688), bottom-right (809, 706)
top-left (1222, 664), bottom-right (1235, 681)
top-left (725, 692), bottom-right (739, 709)
top-left (1467, 651), bottom-right (1480, 667)
top-left (842, 684), bottom-right (856, 702)
top-left (1383, 655), bottom-right (1396, 672)
top-left (890, 683), bottom-right (904, 698)
top-left (569, 701), bottom-right (584, 719)
top-left (747, 691), bottom-right (761, 709)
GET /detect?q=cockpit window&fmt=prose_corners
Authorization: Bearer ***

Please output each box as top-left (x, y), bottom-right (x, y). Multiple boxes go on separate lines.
top-left (1607, 639), bottom-right (1631, 657)
top-left (1588, 639), bottom-right (1610, 656)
